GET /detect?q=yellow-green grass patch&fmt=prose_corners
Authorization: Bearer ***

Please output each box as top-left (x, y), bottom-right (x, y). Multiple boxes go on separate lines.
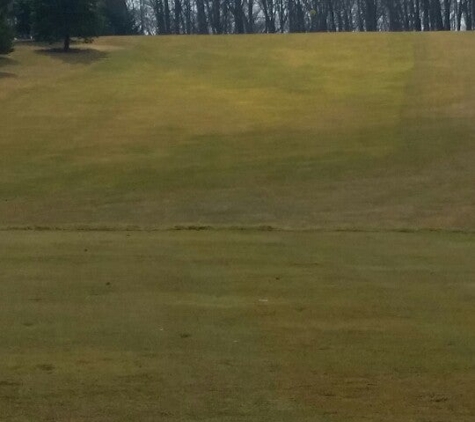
top-left (1, 33), bottom-right (474, 229)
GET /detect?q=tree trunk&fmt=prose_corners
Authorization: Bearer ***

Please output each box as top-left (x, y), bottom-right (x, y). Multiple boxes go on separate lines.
top-left (365, 0), bottom-right (377, 31)
top-left (277, 0), bottom-right (285, 32)
top-left (174, 0), bottom-right (182, 34)
top-left (196, 0), bottom-right (208, 33)
top-left (414, 0), bottom-right (422, 30)
top-left (430, 0), bottom-right (444, 29)
top-left (468, 0), bottom-right (475, 28)
top-left (247, 0), bottom-right (254, 32)
top-left (184, 0), bottom-right (192, 33)
top-left (288, 0), bottom-right (295, 31)
top-left (63, 33), bottom-right (70, 52)
top-left (422, 0), bottom-right (430, 29)
top-left (456, 0), bottom-right (463, 30)
top-left (356, 0), bottom-right (364, 31)
top-left (164, 0), bottom-right (171, 33)
top-left (328, 0), bottom-right (336, 31)
top-left (140, 0), bottom-right (146, 33)
top-left (212, 0), bottom-right (221, 34)
top-left (443, 0), bottom-right (451, 29)
top-left (234, 0), bottom-right (245, 32)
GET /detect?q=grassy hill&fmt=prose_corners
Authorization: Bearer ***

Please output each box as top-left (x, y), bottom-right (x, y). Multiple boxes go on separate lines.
top-left (1, 33), bottom-right (474, 229)
top-left (1, 34), bottom-right (474, 422)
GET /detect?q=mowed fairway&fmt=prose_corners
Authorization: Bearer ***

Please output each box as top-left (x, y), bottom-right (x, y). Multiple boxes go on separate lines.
top-left (1, 33), bottom-right (474, 229)
top-left (1, 33), bottom-right (475, 421)
top-left (1, 231), bottom-right (474, 421)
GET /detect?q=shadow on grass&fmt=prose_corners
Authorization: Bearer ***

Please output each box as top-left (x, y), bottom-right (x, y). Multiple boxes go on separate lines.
top-left (0, 56), bottom-right (17, 79)
top-left (35, 48), bottom-right (108, 65)
top-left (0, 56), bottom-right (17, 67)
top-left (0, 71), bottom-right (17, 79)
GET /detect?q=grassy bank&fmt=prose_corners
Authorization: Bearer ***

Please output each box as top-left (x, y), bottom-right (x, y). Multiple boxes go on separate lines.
top-left (1, 33), bottom-right (474, 230)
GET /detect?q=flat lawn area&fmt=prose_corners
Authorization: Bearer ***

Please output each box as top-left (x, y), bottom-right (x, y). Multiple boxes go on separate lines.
top-left (1, 230), bottom-right (474, 421)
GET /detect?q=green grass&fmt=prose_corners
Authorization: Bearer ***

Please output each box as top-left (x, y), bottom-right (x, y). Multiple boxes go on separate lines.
top-left (1, 33), bottom-right (474, 229)
top-left (1, 33), bottom-right (475, 421)
top-left (1, 231), bottom-right (474, 421)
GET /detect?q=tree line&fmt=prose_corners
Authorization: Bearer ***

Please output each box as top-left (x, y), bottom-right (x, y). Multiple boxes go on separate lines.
top-left (136, 0), bottom-right (475, 34)
top-left (1, 0), bottom-right (474, 54)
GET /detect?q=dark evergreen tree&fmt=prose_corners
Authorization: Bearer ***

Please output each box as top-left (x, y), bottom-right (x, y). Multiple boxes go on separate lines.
top-left (100, 0), bottom-right (138, 34)
top-left (32, 0), bottom-right (99, 51)
top-left (13, 0), bottom-right (31, 38)
top-left (0, 0), bottom-right (13, 54)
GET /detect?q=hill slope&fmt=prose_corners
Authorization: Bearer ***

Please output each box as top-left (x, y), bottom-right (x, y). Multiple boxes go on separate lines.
top-left (1, 34), bottom-right (474, 229)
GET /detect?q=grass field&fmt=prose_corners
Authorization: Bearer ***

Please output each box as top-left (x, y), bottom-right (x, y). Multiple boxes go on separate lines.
top-left (1, 231), bottom-right (474, 421)
top-left (1, 33), bottom-right (474, 229)
top-left (1, 33), bottom-right (475, 421)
